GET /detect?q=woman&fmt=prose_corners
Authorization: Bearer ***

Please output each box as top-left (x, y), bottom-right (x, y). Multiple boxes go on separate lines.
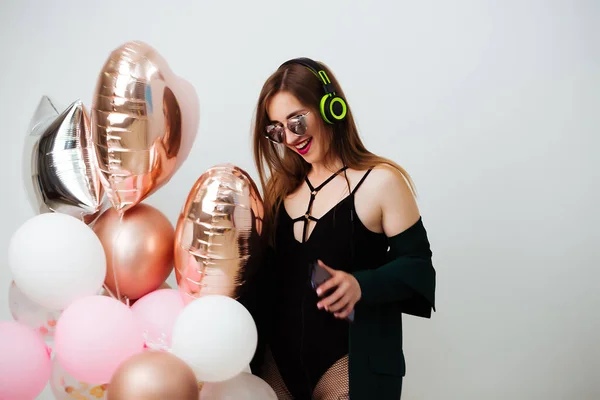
top-left (247, 57), bottom-right (436, 399)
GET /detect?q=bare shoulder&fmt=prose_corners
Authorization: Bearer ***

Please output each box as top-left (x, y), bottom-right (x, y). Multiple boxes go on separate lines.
top-left (371, 163), bottom-right (420, 237)
top-left (370, 164), bottom-right (410, 189)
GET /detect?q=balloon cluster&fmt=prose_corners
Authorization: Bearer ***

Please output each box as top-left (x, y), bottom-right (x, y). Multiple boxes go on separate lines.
top-left (1, 41), bottom-right (275, 400)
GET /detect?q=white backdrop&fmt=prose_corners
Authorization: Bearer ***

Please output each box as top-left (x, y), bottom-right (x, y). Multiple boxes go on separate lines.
top-left (0, 0), bottom-right (598, 399)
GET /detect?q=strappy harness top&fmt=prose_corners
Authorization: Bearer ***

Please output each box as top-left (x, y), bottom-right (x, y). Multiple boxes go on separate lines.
top-left (289, 166), bottom-right (351, 244)
top-left (269, 167), bottom-right (389, 399)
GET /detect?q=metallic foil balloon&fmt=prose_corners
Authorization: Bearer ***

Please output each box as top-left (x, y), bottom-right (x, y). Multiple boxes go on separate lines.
top-left (93, 203), bottom-right (175, 301)
top-left (23, 96), bottom-right (104, 224)
top-left (174, 164), bottom-right (266, 303)
top-left (107, 351), bottom-right (199, 400)
top-left (8, 281), bottom-right (61, 338)
top-left (50, 357), bottom-right (108, 400)
top-left (90, 41), bottom-right (200, 216)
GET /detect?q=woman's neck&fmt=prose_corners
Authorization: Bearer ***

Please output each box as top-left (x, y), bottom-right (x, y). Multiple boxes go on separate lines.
top-left (309, 157), bottom-right (346, 181)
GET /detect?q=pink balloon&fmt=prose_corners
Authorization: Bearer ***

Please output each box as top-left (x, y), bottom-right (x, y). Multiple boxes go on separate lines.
top-left (0, 321), bottom-right (52, 399)
top-left (131, 288), bottom-right (185, 350)
top-left (54, 295), bottom-right (144, 384)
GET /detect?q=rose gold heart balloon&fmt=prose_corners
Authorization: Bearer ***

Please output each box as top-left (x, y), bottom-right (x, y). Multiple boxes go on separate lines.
top-left (174, 164), bottom-right (266, 304)
top-left (91, 41), bottom-right (199, 216)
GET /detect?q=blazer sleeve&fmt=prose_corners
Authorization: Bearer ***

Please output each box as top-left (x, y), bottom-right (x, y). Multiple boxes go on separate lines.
top-left (352, 217), bottom-right (436, 318)
top-left (243, 244), bottom-right (276, 373)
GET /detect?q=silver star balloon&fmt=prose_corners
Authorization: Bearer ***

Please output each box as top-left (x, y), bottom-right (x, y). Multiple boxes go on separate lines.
top-left (23, 96), bottom-right (105, 224)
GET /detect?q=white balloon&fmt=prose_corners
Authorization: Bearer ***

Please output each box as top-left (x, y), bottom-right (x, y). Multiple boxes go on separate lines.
top-left (200, 372), bottom-right (276, 400)
top-left (171, 295), bottom-right (257, 382)
top-left (8, 213), bottom-right (107, 310)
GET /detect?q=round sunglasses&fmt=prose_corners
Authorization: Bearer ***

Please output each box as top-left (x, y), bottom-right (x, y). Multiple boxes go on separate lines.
top-left (264, 112), bottom-right (310, 144)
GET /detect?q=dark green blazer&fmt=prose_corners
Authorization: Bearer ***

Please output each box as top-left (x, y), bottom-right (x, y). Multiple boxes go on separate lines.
top-left (349, 217), bottom-right (436, 399)
top-left (349, 219), bottom-right (436, 400)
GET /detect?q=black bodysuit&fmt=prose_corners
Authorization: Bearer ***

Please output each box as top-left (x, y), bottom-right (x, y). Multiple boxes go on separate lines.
top-left (269, 167), bottom-right (389, 399)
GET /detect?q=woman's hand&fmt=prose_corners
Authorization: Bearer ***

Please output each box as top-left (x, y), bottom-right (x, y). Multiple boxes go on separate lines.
top-left (315, 260), bottom-right (362, 320)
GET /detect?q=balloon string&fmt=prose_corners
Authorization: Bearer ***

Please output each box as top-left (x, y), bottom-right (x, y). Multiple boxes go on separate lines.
top-left (102, 283), bottom-right (116, 299)
top-left (111, 213), bottom-right (124, 302)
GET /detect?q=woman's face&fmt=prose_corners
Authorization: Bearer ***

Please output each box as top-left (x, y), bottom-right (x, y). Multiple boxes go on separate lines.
top-left (266, 91), bottom-right (327, 165)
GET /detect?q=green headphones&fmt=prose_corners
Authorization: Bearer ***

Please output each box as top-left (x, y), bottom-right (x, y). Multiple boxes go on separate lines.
top-left (280, 57), bottom-right (348, 125)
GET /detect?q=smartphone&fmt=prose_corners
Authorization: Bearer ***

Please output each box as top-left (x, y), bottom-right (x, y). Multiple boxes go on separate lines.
top-left (310, 262), bottom-right (355, 322)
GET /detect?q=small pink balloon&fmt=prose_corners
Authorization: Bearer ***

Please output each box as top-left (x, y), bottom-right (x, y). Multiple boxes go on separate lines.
top-left (131, 288), bottom-right (185, 350)
top-left (55, 295), bottom-right (144, 384)
top-left (0, 321), bottom-right (52, 399)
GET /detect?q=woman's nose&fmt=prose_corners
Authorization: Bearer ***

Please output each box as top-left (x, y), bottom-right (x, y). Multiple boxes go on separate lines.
top-left (284, 126), bottom-right (304, 145)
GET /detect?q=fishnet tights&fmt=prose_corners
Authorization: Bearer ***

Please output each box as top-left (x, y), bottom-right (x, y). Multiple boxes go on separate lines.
top-left (260, 347), bottom-right (349, 400)
top-left (312, 355), bottom-right (349, 400)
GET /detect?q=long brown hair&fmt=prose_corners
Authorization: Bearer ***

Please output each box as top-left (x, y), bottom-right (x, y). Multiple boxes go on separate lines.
top-left (252, 60), bottom-right (415, 241)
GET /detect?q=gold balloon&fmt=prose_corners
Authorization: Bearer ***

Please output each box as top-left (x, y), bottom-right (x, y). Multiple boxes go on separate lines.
top-left (93, 203), bottom-right (175, 301)
top-left (174, 164), bottom-right (266, 303)
top-left (91, 40), bottom-right (200, 216)
top-left (107, 351), bottom-right (199, 400)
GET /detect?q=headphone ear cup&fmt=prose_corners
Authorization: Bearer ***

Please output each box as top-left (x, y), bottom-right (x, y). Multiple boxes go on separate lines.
top-left (320, 94), bottom-right (348, 124)
top-left (319, 95), bottom-right (333, 124)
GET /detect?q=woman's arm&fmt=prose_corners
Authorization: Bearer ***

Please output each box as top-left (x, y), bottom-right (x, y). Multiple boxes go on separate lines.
top-left (316, 165), bottom-right (436, 319)
top-left (352, 166), bottom-right (435, 313)
top-left (377, 164), bottom-right (422, 238)
top-left (352, 219), bottom-right (436, 315)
